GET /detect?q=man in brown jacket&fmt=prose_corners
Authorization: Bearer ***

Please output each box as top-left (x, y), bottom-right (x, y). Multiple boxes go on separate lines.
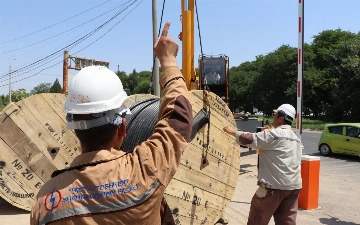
top-left (30, 21), bottom-right (193, 225)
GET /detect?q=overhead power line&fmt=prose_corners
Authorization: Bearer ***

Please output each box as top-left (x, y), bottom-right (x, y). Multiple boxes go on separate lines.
top-left (0, 0), bottom-right (143, 86)
top-left (0, 0), bottom-right (111, 44)
top-left (2, 0), bottom-right (133, 54)
top-left (0, 0), bottom-right (137, 80)
top-left (74, 0), bottom-right (144, 55)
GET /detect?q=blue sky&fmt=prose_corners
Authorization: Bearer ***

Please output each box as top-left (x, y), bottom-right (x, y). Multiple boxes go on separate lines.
top-left (0, 0), bottom-right (359, 95)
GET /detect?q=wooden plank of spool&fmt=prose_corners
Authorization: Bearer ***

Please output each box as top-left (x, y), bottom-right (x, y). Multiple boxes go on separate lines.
top-left (0, 139), bottom-right (44, 211)
top-left (0, 113), bottom-right (57, 182)
top-left (3, 101), bottom-right (75, 167)
top-left (20, 94), bottom-right (80, 158)
top-left (40, 93), bottom-right (68, 123)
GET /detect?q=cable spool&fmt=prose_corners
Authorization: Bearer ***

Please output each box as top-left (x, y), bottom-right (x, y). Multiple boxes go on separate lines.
top-left (0, 92), bottom-right (241, 225)
top-left (121, 98), bottom-right (160, 152)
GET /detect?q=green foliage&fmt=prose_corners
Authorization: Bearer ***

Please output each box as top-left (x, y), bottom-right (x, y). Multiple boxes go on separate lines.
top-left (11, 88), bottom-right (29, 102)
top-left (116, 70), bottom-right (127, 83)
top-left (116, 69), bottom-right (153, 95)
top-left (30, 82), bottom-right (51, 95)
top-left (261, 115), bottom-right (328, 131)
top-left (0, 94), bottom-right (8, 111)
top-left (50, 78), bottom-right (62, 93)
top-left (325, 36), bottom-right (360, 121)
top-left (134, 79), bottom-right (151, 94)
top-left (229, 29), bottom-right (360, 123)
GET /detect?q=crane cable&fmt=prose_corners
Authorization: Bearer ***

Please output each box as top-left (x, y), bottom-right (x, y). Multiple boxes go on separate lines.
top-left (195, 0), bottom-right (210, 168)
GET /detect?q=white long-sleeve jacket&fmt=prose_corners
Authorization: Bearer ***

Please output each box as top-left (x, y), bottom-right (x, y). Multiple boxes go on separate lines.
top-left (236, 125), bottom-right (303, 190)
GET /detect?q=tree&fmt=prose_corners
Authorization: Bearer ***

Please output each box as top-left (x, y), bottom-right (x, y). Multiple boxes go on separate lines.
top-left (229, 59), bottom-right (261, 113)
top-left (136, 71), bottom-right (152, 94)
top-left (134, 79), bottom-right (151, 94)
top-left (116, 70), bottom-right (153, 94)
top-left (325, 36), bottom-right (360, 122)
top-left (0, 94), bottom-right (8, 111)
top-left (11, 88), bottom-right (29, 102)
top-left (30, 82), bottom-right (51, 95)
top-left (127, 69), bottom-right (139, 94)
top-left (251, 45), bottom-right (298, 115)
top-left (116, 71), bottom-right (128, 84)
top-left (302, 43), bottom-right (325, 117)
top-left (50, 78), bottom-right (62, 93)
top-left (312, 29), bottom-right (358, 71)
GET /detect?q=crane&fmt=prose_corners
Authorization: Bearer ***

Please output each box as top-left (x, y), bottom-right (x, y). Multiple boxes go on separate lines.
top-left (179, 0), bottom-right (230, 103)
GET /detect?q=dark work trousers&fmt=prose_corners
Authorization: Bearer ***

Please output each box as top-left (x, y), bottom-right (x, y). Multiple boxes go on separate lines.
top-left (247, 187), bottom-right (301, 225)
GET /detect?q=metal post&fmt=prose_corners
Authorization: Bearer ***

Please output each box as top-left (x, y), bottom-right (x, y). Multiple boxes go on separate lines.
top-left (152, 0), bottom-right (160, 97)
top-left (63, 50), bottom-right (69, 94)
top-left (296, 0), bottom-right (304, 139)
top-left (9, 63), bottom-right (12, 103)
top-left (182, 0), bottom-right (193, 90)
top-left (190, 0), bottom-right (194, 81)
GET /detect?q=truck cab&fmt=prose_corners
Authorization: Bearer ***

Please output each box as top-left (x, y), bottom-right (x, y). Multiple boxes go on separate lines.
top-left (198, 54), bottom-right (229, 103)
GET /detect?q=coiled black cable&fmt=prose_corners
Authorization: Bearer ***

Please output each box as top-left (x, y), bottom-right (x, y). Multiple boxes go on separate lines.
top-left (120, 98), bottom-right (160, 152)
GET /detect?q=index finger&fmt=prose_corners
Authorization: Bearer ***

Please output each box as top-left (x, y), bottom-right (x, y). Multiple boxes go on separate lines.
top-left (161, 21), bottom-right (171, 37)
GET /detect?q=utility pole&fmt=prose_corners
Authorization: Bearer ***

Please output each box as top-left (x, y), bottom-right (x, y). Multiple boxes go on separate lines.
top-left (63, 50), bottom-right (69, 94)
top-left (9, 63), bottom-right (12, 103)
top-left (63, 50), bottom-right (109, 94)
top-left (152, 0), bottom-right (160, 96)
top-left (8, 59), bottom-right (15, 103)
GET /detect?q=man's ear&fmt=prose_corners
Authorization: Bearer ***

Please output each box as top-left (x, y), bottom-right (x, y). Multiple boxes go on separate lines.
top-left (118, 118), bottom-right (126, 137)
top-left (278, 116), bottom-right (285, 124)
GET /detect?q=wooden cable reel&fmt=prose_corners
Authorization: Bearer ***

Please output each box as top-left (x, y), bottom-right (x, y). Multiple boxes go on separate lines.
top-left (0, 91), bottom-right (239, 224)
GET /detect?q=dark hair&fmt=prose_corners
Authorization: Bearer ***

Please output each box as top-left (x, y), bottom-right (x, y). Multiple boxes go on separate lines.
top-left (277, 110), bottom-right (293, 126)
top-left (73, 114), bottom-right (118, 151)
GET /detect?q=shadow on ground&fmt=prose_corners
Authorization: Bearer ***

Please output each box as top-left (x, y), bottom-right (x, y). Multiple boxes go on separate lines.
top-left (239, 163), bottom-right (255, 175)
top-left (319, 216), bottom-right (360, 225)
top-left (0, 198), bottom-right (29, 216)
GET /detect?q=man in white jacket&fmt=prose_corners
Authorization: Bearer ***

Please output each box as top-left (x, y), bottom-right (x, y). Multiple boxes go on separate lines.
top-left (223, 104), bottom-right (303, 225)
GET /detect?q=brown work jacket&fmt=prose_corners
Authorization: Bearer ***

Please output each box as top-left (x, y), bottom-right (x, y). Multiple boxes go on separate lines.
top-left (30, 67), bottom-right (192, 225)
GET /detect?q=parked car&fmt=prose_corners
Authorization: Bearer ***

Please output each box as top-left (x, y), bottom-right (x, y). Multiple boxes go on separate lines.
top-left (318, 123), bottom-right (360, 157)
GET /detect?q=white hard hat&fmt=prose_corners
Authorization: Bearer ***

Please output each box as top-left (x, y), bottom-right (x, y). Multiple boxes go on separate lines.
top-left (64, 66), bottom-right (131, 130)
top-left (64, 66), bottom-right (128, 114)
top-left (274, 104), bottom-right (296, 119)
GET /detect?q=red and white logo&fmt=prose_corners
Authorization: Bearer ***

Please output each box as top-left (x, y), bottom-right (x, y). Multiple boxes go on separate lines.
top-left (44, 188), bottom-right (62, 212)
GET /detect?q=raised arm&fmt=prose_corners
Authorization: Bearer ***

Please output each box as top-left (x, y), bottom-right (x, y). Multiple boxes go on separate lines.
top-left (140, 21), bottom-right (193, 187)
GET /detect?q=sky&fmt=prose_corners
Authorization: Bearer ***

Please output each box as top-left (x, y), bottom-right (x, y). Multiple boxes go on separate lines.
top-left (0, 0), bottom-right (360, 95)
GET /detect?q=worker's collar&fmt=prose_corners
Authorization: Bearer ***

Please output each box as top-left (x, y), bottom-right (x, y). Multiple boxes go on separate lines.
top-left (70, 149), bottom-right (126, 168)
top-left (209, 72), bottom-right (217, 76)
top-left (276, 124), bottom-right (292, 129)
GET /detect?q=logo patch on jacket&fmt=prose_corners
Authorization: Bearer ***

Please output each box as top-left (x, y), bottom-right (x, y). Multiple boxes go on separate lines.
top-left (44, 188), bottom-right (62, 212)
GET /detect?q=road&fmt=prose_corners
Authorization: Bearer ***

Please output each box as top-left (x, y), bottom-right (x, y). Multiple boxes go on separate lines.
top-left (224, 130), bottom-right (360, 225)
top-left (301, 130), bottom-right (360, 193)
top-left (301, 130), bottom-right (322, 155)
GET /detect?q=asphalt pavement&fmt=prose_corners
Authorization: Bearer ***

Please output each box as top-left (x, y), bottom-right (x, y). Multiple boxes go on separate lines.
top-left (221, 136), bottom-right (360, 225)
